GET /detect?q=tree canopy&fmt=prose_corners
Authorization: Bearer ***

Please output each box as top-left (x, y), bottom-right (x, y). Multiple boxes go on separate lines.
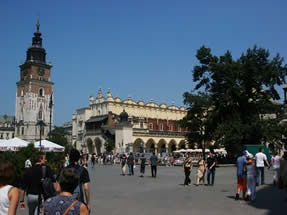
top-left (180, 46), bottom-right (287, 157)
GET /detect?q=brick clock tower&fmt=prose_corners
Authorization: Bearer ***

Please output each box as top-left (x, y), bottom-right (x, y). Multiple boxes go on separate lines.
top-left (15, 21), bottom-right (54, 142)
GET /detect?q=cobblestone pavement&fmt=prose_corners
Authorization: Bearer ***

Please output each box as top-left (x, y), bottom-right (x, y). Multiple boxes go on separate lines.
top-left (19, 165), bottom-right (287, 215)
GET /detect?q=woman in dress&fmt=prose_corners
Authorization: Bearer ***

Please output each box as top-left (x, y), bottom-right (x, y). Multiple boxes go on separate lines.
top-left (0, 158), bottom-right (19, 215)
top-left (196, 154), bottom-right (206, 186)
top-left (43, 168), bottom-right (89, 215)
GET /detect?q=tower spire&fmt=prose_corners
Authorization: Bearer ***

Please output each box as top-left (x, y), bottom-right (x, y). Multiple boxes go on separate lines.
top-left (36, 18), bottom-right (40, 32)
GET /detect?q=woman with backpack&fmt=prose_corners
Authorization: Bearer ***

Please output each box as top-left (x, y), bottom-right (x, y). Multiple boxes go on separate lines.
top-left (43, 168), bottom-right (89, 215)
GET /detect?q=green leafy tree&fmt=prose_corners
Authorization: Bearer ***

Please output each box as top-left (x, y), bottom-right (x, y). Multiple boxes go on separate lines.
top-left (104, 138), bottom-right (115, 152)
top-left (179, 92), bottom-right (213, 159)
top-left (48, 127), bottom-right (71, 153)
top-left (183, 45), bottom-right (287, 157)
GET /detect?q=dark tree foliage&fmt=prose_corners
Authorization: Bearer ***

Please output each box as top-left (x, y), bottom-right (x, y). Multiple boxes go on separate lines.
top-left (48, 126), bottom-right (71, 153)
top-left (181, 45), bottom-right (287, 157)
top-left (104, 138), bottom-right (115, 152)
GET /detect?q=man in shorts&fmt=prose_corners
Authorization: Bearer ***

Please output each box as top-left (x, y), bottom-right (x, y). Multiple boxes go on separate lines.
top-left (236, 150), bottom-right (248, 200)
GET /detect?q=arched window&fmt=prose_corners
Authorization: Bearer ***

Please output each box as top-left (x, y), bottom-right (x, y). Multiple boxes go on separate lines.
top-left (21, 127), bottom-right (24, 135)
top-left (38, 111), bottom-right (43, 120)
top-left (39, 88), bottom-right (44, 97)
top-left (21, 89), bottom-right (24, 97)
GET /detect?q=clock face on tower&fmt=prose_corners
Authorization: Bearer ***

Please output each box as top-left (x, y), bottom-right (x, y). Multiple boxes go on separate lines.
top-left (38, 67), bottom-right (45, 76)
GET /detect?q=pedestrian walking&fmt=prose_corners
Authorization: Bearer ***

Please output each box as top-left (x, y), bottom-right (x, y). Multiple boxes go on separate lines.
top-left (0, 158), bottom-right (19, 215)
top-left (196, 154), bottom-right (205, 186)
top-left (43, 168), bottom-right (89, 215)
top-left (183, 152), bottom-right (192, 186)
top-left (246, 154), bottom-right (257, 202)
top-left (120, 154), bottom-right (127, 176)
top-left (65, 149), bottom-right (91, 212)
top-left (149, 152), bottom-right (158, 178)
top-left (271, 151), bottom-right (281, 185)
top-left (25, 157), bottom-right (32, 169)
top-left (255, 147), bottom-right (270, 185)
top-left (140, 154), bottom-right (146, 177)
top-left (127, 153), bottom-right (135, 176)
top-left (91, 153), bottom-right (96, 168)
top-left (19, 152), bottom-right (56, 215)
top-left (206, 152), bottom-right (216, 186)
top-left (235, 150), bottom-right (248, 200)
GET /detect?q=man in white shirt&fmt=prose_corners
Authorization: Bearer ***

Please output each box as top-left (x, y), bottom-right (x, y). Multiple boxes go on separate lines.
top-left (24, 158), bottom-right (32, 168)
top-left (255, 147), bottom-right (270, 185)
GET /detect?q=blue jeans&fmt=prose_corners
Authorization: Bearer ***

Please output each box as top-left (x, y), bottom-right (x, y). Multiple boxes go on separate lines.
top-left (207, 169), bottom-right (215, 185)
top-left (27, 194), bottom-right (41, 215)
top-left (256, 167), bottom-right (265, 185)
top-left (128, 164), bottom-right (134, 175)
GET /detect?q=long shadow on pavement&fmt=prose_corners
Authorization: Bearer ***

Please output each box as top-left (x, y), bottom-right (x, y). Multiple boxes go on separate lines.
top-left (228, 184), bottom-right (287, 215)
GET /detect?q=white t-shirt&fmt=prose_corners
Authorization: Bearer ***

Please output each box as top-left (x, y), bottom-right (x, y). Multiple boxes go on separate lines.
top-left (255, 152), bottom-right (267, 167)
top-left (271, 155), bottom-right (281, 169)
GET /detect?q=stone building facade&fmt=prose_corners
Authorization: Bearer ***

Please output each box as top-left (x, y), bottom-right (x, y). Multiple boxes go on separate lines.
top-left (15, 21), bottom-right (54, 142)
top-left (0, 115), bottom-right (15, 139)
top-left (72, 89), bottom-right (188, 154)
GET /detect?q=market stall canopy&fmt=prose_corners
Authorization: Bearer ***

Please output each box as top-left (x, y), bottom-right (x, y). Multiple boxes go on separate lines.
top-left (34, 140), bottom-right (64, 152)
top-left (0, 137), bottom-right (29, 151)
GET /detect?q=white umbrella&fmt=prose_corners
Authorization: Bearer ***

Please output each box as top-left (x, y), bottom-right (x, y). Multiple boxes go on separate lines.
top-left (0, 139), bottom-right (9, 151)
top-left (34, 140), bottom-right (64, 152)
top-left (2, 137), bottom-right (29, 151)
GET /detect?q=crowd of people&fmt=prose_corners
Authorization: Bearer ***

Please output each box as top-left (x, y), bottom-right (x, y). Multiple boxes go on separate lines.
top-left (236, 147), bottom-right (287, 202)
top-left (0, 147), bottom-right (286, 214)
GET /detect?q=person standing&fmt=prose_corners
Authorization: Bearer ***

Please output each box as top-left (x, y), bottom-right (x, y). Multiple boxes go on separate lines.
top-left (91, 153), bottom-right (96, 168)
top-left (246, 154), bottom-right (257, 202)
top-left (66, 149), bottom-right (91, 212)
top-left (271, 151), bottom-right (281, 185)
top-left (0, 159), bottom-right (19, 215)
top-left (120, 154), bottom-right (127, 176)
top-left (196, 154), bottom-right (206, 186)
top-left (150, 152), bottom-right (158, 178)
top-left (255, 147), bottom-right (270, 185)
top-left (183, 152), bottom-right (193, 186)
top-left (139, 154), bottom-right (146, 177)
top-left (235, 151), bottom-right (248, 200)
top-left (206, 152), bottom-right (216, 186)
top-left (127, 153), bottom-right (135, 176)
top-left (43, 168), bottom-right (89, 215)
top-left (25, 157), bottom-right (32, 169)
top-left (19, 152), bottom-right (56, 215)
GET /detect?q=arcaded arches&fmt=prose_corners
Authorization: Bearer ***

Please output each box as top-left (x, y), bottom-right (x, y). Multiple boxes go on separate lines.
top-left (86, 138), bottom-right (94, 154)
top-left (94, 137), bottom-right (102, 155)
top-left (146, 138), bottom-right (156, 153)
top-left (168, 139), bottom-right (177, 153)
top-left (134, 138), bottom-right (144, 153)
top-left (178, 140), bottom-right (186, 149)
top-left (158, 139), bottom-right (167, 153)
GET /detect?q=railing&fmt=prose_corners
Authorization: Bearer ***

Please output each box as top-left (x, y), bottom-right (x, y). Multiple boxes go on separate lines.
top-left (133, 129), bottom-right (187, 137)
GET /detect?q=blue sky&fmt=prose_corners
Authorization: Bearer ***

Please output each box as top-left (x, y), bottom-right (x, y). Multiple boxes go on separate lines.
top-left (1, 0), bottom-right (287, 125)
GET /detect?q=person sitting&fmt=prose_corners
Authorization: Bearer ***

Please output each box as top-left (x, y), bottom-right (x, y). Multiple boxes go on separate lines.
top-left (43, 168), bottom-right (89, 215)
top-left (0, 158), bottom-right (19, 215)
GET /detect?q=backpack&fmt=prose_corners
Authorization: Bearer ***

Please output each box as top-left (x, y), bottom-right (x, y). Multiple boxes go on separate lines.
top-left (71, 166), bottom-right (85, 203)
top-left (41, 166), bottom-right (56, 200)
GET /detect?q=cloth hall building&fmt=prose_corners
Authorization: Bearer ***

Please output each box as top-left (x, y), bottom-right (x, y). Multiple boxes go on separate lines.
top-left (72, 89), bottom-right (188, 154)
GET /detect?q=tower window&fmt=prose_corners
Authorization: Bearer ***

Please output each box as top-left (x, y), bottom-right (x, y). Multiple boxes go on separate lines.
top-left (39, 88), bottom-right (44, 97)
top-left (21, 127), bottom-right (24, 135)
top-left (38, 111), bottom-right (43, 120)
top-left (21, 89), bottom-right (24, 97)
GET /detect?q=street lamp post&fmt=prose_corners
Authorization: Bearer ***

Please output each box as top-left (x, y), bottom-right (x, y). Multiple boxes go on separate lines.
top-left (49, 95), bottom-right (53, 137)
top-left (36, 120), bottom-right (46, 151)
